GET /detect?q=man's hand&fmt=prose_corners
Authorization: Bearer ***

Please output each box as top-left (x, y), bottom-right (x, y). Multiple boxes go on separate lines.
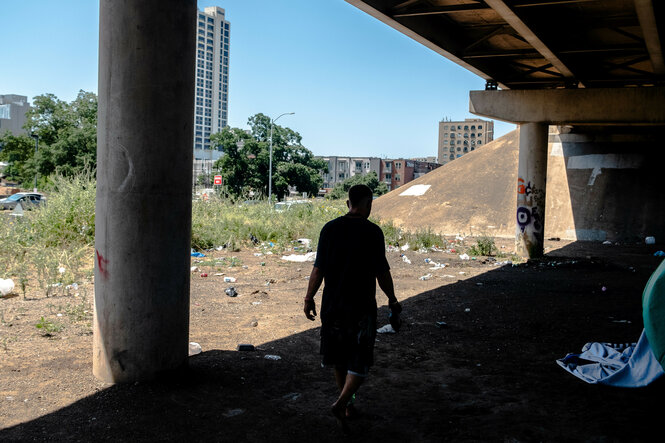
top-left (389, 299), bottom-right (402, 314)
top-left (304, 298), bottom-right (317, 321)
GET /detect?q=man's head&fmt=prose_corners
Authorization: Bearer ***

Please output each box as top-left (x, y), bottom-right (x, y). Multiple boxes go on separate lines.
top-left (347, 184), bottom-right (373, 218)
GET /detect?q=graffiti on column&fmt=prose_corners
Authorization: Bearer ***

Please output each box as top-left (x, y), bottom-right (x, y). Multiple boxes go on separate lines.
top-left (516, 177), bottom-right (544, 234)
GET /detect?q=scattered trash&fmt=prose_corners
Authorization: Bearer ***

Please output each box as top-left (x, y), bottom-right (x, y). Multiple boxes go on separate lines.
top-left (215, 246), bottom-right (224, 251)
top-left (612, 319), bottom-right (632, 324)
top-left (254, 252), bottom-right (264, 257)
top-left (281, 252), bottom-right (316, 262)
top-left (188, 342), bottom-right (202, 356)
top-left (237, 344), bottom-right (255, 352)
top-left (603, 241), bottom-right (613, 245)
top-left (476, 282), bottom-right (483, 286)
top-left (191, 251), bottom-right (206, 258)
top-left (264, 354), bottom-right (281, 361)
top-left (602, 286), bottom-right (607, 292)
top-left (225, 287), bottom-right (238, 297)
top-left (190, 266), bottom-right (199, 272)
top-left (224, 276), bottom-right (237, 283)
top-left (645, 236), bottom-right (656, 245)
top-left (464, 308), bottom-right (471, 312)
top-left (0, 278), bottom-right (15, 296)
top-left (548, 237), bottom-right (561, 241)
top-left (400, 243), bottom-right (410, 251)
top-left (282, 392), bottom-right (301, 401)
top-left (252, 301), bottom-right (262, 305)
top-left (459, 253), bottom-right (470, 260)
top-left (377, 324), bottom-right (396, 334)
top-left (223, 409), bottom-right (245, 418)
top-left (654, 251), bottom-right (665, 257)
top-left (297, 238), bottom-right (312, 248)
top-left (250, 234), bottom-right (259, 245)
top-left (200, 273), bottom-right (208, 278)
top-left (58, 267), bottom-right (66, 274)
top-left (419, 273), bottom-right (432, 281)
top-left (56, 313), bottom-right (63, 317)
top-left (214, 273), bottom-right (224, 276)
top-left (435, 321), bottom-right (448, 329)
top-left (455, 235), bottom-right (465, 241)
top-left (442, 275), bottom-right (456, 278)
top-left (401, 255), bottom-right (411, 264)
top-left (458, 271), bottom-right (466, 275)
top-left (450, 249), bottom-right (456, 253)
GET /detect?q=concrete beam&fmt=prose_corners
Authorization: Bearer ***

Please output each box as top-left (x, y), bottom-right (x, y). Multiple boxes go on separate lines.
top-left (634, 0), bottom-right (665, 75)
top-left (94, 0), bottom-right (196, 383)
top-left (484, 0), bottom-right (577, 81)
top-left (469, 88), bottom-right (665, 124)
top-left (344, 0), bottom-right (496, 85)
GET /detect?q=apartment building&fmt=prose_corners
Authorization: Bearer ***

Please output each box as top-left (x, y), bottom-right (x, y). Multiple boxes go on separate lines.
top-left (379, 158), bottom-right (441, 191)
top-left (319, 156), bottom-right (382, 189)
top-left (193, 6), bottom-right (230, 157)
top-left (0, 94), bottom-right (30, 136)
top-left (437, 118), bottom-right (494, 166)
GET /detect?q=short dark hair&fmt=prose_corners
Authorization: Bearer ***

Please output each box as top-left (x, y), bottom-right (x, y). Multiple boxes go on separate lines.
top-left (348, 184), bottom-right (373, 206)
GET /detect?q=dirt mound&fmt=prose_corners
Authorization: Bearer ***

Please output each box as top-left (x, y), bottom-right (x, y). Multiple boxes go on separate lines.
top-left (372, 130), bottom-right (519, 238)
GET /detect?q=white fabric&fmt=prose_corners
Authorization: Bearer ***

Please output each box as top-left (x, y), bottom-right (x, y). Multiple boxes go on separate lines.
top-left (557, 329), bottom-right (664, 387)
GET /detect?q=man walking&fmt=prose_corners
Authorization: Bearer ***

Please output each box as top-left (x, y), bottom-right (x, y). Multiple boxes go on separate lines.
top-left (303, 184), bottom-right (401, 433)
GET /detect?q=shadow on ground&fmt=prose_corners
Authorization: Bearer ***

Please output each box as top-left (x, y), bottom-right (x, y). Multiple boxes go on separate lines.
top-left (1, 241), bottom-right (663, 442)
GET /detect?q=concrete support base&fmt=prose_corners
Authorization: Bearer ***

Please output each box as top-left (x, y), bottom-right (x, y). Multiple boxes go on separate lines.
top-left (516, 123), bottom-right (549, 258)
top-left (93, 0), bottom-right (196, 383)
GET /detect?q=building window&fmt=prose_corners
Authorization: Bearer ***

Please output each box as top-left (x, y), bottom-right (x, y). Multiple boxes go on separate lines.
top-left (457, 147), bottom-right (461, 152)
top-left (395, 162), bottom-right (402, 169)
top-left (449, 147), bottom-right (454, 153)
top-left (385, 173), bottom-right (392, 179)
top-left (478, 125), bottom-right (483, 129)
top-left (443, 125), bottom-right (448, 130)
top-left (449, 154), bottom-right (454, 160)
top-left (450, 133), bottom-right (455, 139)
top-left (395, 174), bottom-right (400, 182)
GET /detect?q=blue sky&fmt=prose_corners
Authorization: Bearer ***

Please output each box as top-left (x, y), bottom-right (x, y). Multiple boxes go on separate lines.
top-left (0, 0), bottom-right (515, 159)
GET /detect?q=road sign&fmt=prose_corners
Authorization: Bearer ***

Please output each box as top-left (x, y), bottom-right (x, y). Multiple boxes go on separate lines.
top-left (213, 175), bottom-right (222, 185)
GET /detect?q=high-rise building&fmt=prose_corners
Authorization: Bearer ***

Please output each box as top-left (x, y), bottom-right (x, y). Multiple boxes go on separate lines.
top-left (0, 95), bottom-right (30, 136)
top-left (193, 6), bottom-right (230, 157)
top-left (437, 118), bottom-right (494, 166)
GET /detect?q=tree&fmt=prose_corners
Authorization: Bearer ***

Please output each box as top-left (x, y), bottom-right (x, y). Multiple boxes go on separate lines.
top-left (1, 91), bottom-right (100, 186)
top-left (0, 132), bottom-right (35, 183)
top-left (211, 114), bottom-right (327, 200)
top-left (327, 171), bottom-right (389, 200)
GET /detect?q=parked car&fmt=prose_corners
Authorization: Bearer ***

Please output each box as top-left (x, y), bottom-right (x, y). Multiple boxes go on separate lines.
top-left (0, 192), bottom-right (46, 210)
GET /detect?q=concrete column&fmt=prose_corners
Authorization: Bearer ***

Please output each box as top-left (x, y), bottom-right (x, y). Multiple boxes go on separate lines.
top-left (93, 0), bottom-right (196, 383)
top-left (515, 123), bottom-right (548, 258)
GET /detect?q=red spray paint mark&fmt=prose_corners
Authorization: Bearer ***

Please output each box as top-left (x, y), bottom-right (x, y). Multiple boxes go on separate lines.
top-left (96, 249), bottom-right (109, 279)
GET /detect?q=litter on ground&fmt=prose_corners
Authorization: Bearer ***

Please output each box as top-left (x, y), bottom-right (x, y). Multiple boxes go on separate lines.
top-left (281, 252), bottom-right (316, 262)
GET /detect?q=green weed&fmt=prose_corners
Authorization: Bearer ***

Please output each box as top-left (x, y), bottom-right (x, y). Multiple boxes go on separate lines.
top-left (35, 316), bottom-right (64, 336)
top-left (468, 235), bottom-right (498, 256)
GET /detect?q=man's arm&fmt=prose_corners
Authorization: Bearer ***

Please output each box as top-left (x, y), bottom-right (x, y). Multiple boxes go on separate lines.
top-left (377, 270), bottom-right (401, 312)
top-left (303, 265), bottom-right (324, 320)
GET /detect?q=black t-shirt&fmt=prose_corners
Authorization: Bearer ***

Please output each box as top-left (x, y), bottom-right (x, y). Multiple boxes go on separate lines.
top-left (314, 215), bottom-right (390, 324)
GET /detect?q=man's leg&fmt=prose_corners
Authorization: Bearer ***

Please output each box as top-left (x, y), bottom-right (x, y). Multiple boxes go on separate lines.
top-left (331, 372), bottom-right (364, 433)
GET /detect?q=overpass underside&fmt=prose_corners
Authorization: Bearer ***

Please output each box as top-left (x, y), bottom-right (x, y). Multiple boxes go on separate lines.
top-left (347, 0), bottom-right (665, 258)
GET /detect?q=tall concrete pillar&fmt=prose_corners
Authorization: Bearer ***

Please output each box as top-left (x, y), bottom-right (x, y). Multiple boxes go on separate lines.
top-left (515, 123), bottom-right (548, 258)
top-left (93, 0), bottom-right (196, 383)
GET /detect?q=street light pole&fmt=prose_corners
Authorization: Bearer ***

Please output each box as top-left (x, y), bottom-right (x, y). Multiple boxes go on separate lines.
top-left (268, 112), bottom-right (294, 203)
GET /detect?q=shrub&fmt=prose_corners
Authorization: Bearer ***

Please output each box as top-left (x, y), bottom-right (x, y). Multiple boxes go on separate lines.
top-left (468, 234), bottom-right (498, 256)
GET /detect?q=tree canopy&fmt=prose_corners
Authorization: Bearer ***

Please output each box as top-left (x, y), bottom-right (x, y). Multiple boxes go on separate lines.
top-left (0, 91), bottom-right (97, 186)
top-left (211, 113), bottom-right (327, 200)
top-left (327, 171), bottom-right (389, 200)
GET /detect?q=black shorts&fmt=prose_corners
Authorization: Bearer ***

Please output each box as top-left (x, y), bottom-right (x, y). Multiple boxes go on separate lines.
top-left (320, 315), bottom-right (376, 377)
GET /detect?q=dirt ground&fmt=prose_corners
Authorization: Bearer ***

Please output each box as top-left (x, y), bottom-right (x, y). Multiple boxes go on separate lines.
top-left (1, 237), bottom-right (664, 442)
